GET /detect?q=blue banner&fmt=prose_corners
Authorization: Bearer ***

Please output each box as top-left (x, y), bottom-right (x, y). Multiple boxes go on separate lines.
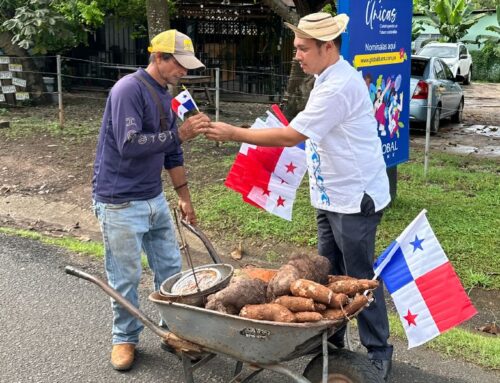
top-left (338, 0), bottom-right (412, 167)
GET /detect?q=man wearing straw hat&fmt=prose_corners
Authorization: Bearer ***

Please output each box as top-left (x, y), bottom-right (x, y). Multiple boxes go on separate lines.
top-left (92, 29), bottom-right (209, 371)
top-left (204, 12), bottom-right (393, 381)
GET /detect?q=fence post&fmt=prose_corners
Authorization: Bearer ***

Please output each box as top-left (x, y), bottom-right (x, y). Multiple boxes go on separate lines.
top-left (424, 82), bottom-right (433, 178)
top-left (56, 55), bottom-right (64, 128)
top-left (215, 67), bottom-right (220, 122)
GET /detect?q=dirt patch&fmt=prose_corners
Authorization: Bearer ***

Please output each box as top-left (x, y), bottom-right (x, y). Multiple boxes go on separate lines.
top-left (0, 84), bottom-right (499, 334)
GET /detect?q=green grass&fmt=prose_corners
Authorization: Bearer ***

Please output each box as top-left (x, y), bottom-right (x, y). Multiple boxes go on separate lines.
top-left (0, 227), bottom-right (104, 258)
top-left (388, 314), bottom-right (500, 369)
top-left (190, 144), bottom-right (500, 290)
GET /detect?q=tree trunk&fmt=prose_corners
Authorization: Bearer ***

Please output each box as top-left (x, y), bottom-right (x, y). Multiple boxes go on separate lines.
top-left (146, 0), bottom-right (170, 41)
top-left (0, 31), bottom-right (44, 105)
top-left (278, 0), bottom-right (331, 120)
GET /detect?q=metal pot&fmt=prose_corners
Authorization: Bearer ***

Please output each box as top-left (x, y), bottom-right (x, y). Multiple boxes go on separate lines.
top-left (159, 264), bottom-right (234, 307)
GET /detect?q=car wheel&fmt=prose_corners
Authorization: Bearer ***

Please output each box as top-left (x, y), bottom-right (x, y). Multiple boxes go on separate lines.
top-left (463, 67), bottom-right (471, 85)
top-left (451, 98), bottom-right (464, 123)
top-left (431, 106), bottom-right (441, 134)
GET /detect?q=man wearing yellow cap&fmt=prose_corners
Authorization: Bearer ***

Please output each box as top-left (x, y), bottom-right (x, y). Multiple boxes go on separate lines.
top-left (204, 12), bottom-right (392, 381)
top-left (92, 29), bottom-right (209, 371)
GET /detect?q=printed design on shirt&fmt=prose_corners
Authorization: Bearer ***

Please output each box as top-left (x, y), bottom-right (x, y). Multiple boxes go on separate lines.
top-left (127, 130), bottom-right (138, 141)
top-left (310, 141), bottom-right (330, 206)
top-left (158, 132), bottom-right (168, 142)
top-left (125, 117), bottom-right (137, 128)
top-left (138, 135), bottom-right (147, 145)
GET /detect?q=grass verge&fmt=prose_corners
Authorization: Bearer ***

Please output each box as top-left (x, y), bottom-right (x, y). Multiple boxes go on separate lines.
top-left (388, 314), bottom-right (500, 369)
top-left (189, 144), bottom-right (499, 290)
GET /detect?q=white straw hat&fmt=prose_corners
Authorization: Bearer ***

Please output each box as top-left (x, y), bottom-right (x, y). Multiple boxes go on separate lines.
top-left (284, 12), bottom-right (349, 42)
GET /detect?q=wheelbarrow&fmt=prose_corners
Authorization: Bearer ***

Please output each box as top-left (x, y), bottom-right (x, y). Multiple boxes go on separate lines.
top-left (65, 222), bottom-right (382, 383)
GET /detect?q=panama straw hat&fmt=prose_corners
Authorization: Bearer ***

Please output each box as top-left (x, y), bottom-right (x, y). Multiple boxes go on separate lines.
top-left (148, 30), bottom-right (205, 70)
top-left (284, 12), bottom-right (349, 42)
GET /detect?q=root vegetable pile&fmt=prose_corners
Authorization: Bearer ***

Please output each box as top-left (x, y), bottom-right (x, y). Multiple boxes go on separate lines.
top-left (203, 255), bottom-right (379, 323)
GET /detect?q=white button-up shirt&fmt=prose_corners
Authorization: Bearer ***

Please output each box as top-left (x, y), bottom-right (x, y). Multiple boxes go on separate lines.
top-left (291, 57), bottom-right (390, 214)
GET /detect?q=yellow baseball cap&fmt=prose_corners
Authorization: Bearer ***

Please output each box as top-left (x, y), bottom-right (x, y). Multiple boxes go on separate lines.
top-left (148, 29), bottom-right (205, 70)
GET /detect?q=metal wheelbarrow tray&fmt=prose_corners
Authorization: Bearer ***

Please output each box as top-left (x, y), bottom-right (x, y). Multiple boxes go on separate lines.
top-left (150, 290), bottom-right (344, 365)
top-left (65, 222), bottom-right (382, 383)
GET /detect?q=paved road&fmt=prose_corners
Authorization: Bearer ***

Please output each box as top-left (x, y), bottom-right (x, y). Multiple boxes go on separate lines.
top-left (1, 233), bottom-right (498, 383)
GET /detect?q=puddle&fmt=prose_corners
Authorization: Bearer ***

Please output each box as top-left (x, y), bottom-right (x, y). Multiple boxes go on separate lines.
top-left (464, 125), bottom-right (500, 137)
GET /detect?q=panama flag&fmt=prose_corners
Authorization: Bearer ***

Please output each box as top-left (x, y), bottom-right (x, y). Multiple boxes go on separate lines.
top-left (374, 210), bottom-right (477, 348)
top-left (171, 89), bottom-right (198, 120)
top-left (225, 105), bottom-right (307, 221)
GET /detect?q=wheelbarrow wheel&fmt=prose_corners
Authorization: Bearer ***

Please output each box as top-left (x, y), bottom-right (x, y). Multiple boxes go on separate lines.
top-left (303, 349), bottom-right (384, 383)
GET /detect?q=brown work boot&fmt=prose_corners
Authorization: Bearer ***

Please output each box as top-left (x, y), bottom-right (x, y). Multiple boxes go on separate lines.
top-left (110, 343), bottom-right (136, 371)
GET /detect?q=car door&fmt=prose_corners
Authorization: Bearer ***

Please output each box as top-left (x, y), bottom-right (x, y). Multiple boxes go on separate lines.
top-left (441, 61), bottom-right (463, 114)
top-left (458, 44), bottom-right (469, 76)
top-left (433, 59), bottom-right (454, 117)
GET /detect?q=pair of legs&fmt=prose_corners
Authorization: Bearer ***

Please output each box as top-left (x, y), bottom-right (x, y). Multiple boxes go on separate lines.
top-left (316, 194), bottom-right (393, 361)
top-left (93, 192), bottom-right (181, 345)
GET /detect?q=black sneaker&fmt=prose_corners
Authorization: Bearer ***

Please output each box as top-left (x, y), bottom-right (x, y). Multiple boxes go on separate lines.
top-left (370, 359), bottom-right (392, 382)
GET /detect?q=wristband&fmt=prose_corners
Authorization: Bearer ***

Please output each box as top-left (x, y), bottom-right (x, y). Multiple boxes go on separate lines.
top-left (174, 182), bottom-right (188, 191)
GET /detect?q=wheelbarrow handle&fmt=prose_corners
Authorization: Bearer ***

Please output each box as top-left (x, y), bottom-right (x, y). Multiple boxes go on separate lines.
top-left (180, 220), bottom-right (222, 264)
top-left (64, 266), bottom-right (203, 354)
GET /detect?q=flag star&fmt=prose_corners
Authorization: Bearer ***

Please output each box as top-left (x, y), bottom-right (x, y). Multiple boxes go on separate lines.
top-left (262, 189), bottom-right (270, 196)
top-left (403, 309), bottom-right (418, 326)
top-left (410, 235), bottom-right (425, 252)
top-left (285, 162), bottom-right (297, 174)
top-left (276, 196), bottom-right (285, 207)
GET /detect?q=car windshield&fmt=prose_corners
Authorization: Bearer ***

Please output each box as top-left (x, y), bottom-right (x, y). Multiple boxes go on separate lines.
top-left (419, 46), bottom-right (458, 58)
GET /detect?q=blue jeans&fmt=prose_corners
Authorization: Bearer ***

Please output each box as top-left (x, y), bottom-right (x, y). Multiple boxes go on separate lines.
top-left (93, 193), bottom-right (181, 344)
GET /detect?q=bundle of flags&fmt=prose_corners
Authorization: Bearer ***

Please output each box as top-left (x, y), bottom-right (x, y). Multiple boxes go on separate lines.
top-left (225, 105), bottom-right (307, 220)
top-left (171, 89), bottom-right (198, 120)
top-left (374, 210), bottom-right (477, 348)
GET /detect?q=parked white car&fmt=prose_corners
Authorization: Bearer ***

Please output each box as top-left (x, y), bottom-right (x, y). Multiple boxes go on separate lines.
top-left (417, 42), bottom-right (473, 85)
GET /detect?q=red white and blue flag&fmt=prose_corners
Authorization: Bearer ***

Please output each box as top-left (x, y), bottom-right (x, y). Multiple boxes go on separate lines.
top-left (171, 89), bottom-right (198, 120)
top-left (373, 210), bottom-right (477, 348)
top-left (225, 105), bottom-right (307, 221)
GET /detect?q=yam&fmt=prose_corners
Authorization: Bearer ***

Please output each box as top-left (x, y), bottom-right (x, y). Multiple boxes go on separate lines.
top-left (323, 309), bottom-right (345, 321)
top-left (266, 254), bottom-right (331, 299)
top-left (327, 275), bottom-right (357, 284)
top-left (314, 303), bottom-right (327, 312)
top-left (290, 279), bottom-right (333, 305)
top-left (294, 312), bottom-right (324, 323)
top-left (327, 293), bottom-right (349, 309)
top-left (344, 294), bottom-right (370, 316)
top-left (274, 296), bottom-right (316, 312)
top-left (204, 278), bottom-right (267, 313)
top-left (327, 279), bottom-right (379, 297)
top-left (240, 303), bottom-right (296, 323)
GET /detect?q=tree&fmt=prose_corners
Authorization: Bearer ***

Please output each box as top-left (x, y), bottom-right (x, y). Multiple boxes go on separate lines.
top-left (423, 0), bottom-right (486, 42)
top-left (264, 0), bottom-right (334, 120)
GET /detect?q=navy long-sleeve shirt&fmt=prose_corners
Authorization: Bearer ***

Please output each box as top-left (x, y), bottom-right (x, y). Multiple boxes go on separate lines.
top-left (92, 68), bottom-right (183, 203)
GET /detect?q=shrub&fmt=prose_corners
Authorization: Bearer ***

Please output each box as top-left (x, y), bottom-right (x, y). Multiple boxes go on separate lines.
top-left (471, 43), bottom-right (500, 82)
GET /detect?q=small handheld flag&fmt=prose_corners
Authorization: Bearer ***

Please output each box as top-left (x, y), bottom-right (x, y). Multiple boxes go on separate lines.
top-left (374, 210), bottom-right (477, 348)
top-left (171, 88), bottom-right (199, 120)
top-left (224, 105), bottom-right (307, 221)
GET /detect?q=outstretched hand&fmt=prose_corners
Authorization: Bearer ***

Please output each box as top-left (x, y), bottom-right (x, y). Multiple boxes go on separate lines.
top-left (203, 122), bottom-right (236, 142)
top-left (178, 113), bottom-right (210, 142)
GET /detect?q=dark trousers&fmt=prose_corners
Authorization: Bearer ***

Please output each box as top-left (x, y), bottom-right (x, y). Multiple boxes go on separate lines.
top-left (317, 194), bottom-right (393, 360)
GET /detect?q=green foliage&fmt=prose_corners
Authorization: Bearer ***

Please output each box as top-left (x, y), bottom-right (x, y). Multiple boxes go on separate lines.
top-left (1, 0), bottom-right (148, 53)
top-left (423, 0), bottom-right (487, 42)
top-left (471, 35), bottom-right (500, 82)
top-left (388, 313), bottom-right (500, 369)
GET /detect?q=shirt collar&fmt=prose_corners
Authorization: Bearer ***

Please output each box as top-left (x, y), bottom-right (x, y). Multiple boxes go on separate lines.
top-left (314, 56), bottom-right (345, 87)
top-left (137, 67), bottom-right (168, 92)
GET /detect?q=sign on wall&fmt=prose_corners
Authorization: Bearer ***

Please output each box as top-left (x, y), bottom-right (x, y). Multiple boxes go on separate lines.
top-left (338, 0), bottom-right (412, 167)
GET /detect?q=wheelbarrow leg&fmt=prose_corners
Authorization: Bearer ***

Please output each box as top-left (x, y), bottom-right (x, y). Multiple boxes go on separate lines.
top-left (233, 361), bottom-right (243, 378)
top-left (181, 354), bottom-right (195, 383)
top-left (321, 330), bottom-right (329, 383)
